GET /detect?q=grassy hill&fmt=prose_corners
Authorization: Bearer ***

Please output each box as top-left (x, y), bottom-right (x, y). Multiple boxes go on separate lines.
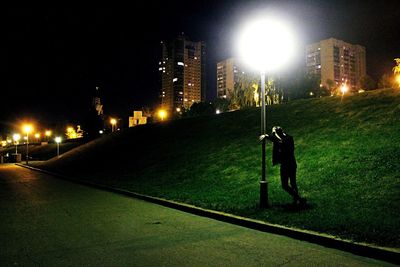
top-left (36, 88), bottom-right (400, 248)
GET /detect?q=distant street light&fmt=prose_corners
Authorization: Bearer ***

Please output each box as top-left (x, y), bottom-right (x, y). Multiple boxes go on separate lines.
top-left (45, 130), bottom-right (52, 141)
top-left (13, 134), bottom-right (21, 154)
top-left (110, 118), bottom-right (117, 132)
top-left (158, 109), bottom-right (167, 121)
top-left (341, 84), bottom-right (349, 102)
top-left (237, 16), bottom-right (296, 208)
top-left (34, 133), bottom-right (41, 143)
top-left (22, 124), bottom-right (33, 165)
top-left (55, 137), bottom-right (62, 157)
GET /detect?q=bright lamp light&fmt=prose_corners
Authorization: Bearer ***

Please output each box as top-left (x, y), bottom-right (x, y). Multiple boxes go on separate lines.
top-left (55, 137), bottom-right (62, 143)
top-left (237, 17), bottom-right (296, 72)
top-left (341, 84), bottom-right (349, 94)
top-left (23, 124), bottom-right (33, 134)
top-left (13, 134), bottom-right (21, 142)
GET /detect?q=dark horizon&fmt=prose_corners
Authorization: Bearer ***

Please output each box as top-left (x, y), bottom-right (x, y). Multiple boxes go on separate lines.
top-left (2, 1), bottom-right (399, 133)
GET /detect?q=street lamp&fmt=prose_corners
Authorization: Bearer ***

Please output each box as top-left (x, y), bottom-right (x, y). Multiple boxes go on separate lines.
top-left (34, 133), bottom-right (41, 143)
top-left (158, 109), bottom-right (167, 121)
top-left (340, 84), bottom-right (349, 102)
top-left (22, 124), bottom-right (33, 165)
top-left (237, 16), bottom-right (296, 208)
top-left (110, 118), bottom-right (117, 132)
top-left (13, 134), bottom-right (21, 154)
top-left (55, 137), bottom-right (62, 157)
top-left (45, 130), bottom-right (52, 141)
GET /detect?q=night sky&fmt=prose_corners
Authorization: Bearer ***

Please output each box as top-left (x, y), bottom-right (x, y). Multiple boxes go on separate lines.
top-left (3, 1), bottom-right (399, 132)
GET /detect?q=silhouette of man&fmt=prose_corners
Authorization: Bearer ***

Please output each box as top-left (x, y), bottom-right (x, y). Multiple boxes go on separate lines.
top-left (260, 126), bottom-right (306, 206)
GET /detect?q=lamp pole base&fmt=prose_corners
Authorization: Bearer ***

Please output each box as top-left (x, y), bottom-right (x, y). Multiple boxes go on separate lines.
top-left (260, 180), bottom-right (269, 208)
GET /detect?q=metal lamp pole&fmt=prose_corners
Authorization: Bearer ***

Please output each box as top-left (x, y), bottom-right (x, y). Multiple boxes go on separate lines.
top-left (260, 71), bottom-right (268, 208)
top-left (26, 133), bottom-right (29, 165)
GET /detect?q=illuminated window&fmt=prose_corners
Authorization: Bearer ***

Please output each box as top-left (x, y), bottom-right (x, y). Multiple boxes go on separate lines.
top-left (173, 78), bottom-right (178, 82)
top-left (177, 62), bottom-right (184, 66)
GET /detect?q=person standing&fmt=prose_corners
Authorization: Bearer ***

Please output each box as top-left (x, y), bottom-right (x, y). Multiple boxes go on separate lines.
top-left (260, 126), bottom-right (306, 206)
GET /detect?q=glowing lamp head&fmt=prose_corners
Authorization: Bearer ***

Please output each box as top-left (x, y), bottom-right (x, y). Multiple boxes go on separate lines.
top-left (45, 130), bottom-right (52, 137)
top-left (237, 17), bottom-right (296, 73)
top-left (34, 133), bottom-right (40, 139)
top-left (341, 84), bottom-right (349, 94)
top-left (110, 118), bottom-right (117, 125)
top-left (13, 134), bottom-right (21, 142)
top-left (158, 109), bottom-right (167, 120)
top-left (55, 137), bottom-right (62, 144)
top-left (23, 124), bottom-right (33, 134)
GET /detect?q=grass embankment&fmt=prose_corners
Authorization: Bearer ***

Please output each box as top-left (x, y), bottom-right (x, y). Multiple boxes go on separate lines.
top-left (37, 88), bottom-right (400, 248)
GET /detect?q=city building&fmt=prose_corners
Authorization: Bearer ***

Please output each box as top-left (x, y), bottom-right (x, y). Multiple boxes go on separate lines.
top-left (306, 38), bottom-right (366, 91)
top-left (129, 111), bottom-right (147, 127)
top-left (217, 58), bottom-right (241, 100)
top-left (159, 34), bottom-right (206, 113)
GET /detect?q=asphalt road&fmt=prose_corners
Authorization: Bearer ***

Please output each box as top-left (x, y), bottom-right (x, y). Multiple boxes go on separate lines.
top-left (0, 164), bottom-right (393, 266)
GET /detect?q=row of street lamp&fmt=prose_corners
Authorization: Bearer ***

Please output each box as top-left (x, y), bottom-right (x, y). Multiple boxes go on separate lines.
top-left (10, 124), bottom-right (63, 165)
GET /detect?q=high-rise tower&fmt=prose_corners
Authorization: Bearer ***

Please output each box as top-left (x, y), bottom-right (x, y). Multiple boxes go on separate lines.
top-left (306, 38), bottom-right (366, 90)
top-left (159, 34), bottom-right (206, 113)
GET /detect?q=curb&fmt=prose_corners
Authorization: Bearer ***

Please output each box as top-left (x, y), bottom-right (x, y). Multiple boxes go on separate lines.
top-left (16, 163), bottom-right (400, 265)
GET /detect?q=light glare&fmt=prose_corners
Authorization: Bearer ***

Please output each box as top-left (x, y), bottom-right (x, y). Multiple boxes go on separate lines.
top-left (237, 17), bottom-right (296, 72)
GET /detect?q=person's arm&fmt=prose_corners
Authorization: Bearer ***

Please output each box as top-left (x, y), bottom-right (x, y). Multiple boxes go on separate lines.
top-left (259, 133), bottom-right (274, 142)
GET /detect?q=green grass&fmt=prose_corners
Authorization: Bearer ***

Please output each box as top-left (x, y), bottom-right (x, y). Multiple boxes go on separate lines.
top-left (36, 88), bottom-right (400, 248)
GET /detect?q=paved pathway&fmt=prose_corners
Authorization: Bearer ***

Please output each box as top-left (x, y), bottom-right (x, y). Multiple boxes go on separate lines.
top-left (0, 164), bottom-right (393, 266)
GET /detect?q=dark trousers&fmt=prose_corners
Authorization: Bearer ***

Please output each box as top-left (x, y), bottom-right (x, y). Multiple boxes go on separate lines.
top-left (280, 164), bottom-right (300, 201)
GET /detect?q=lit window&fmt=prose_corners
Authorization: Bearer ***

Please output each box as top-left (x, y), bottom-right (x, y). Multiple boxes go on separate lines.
top-left (188, 83), bottom-right (192, 86)
top-left (184, 98), bottom-right (188, 102)
top-left (177, 62), bottom-right (184, 66)
top-left (158, 67), bottom-right (163, 71)
top-left (194, 57), bottom-right (197, 60)
top-left (173, 78), bottom-right (178, 82)
top-left (179, 92), bottom-right (183, 95)
top-left (318, 65), bottom-right (321, 69)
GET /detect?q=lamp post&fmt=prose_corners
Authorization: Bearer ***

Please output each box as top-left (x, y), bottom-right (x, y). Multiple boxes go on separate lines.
top-left (55, 137), bottom-right (61, 157)
top-left (237, 16), bottom-right (296, 208)
top-left (158, 109), bottom-right (167, 121)
top-left (110, 118), bottom-right (117, 132)
top-left (22, 124), bottom-right (33, 165)
top-left (34, 133), bottom-right (41, 144)
top-left (45, 130), bottom-right (52, 142)
top-left (13, 134), bottom-right (21, 154)
top-left (340, 83), bottom-right (349, 102)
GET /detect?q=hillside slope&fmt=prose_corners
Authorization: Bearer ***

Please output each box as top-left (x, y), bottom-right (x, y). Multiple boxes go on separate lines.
top-left (38, 88), bottom-right (400, 247)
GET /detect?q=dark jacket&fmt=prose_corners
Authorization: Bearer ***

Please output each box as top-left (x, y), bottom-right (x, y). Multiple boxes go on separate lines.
top-left (266, 133), bottom-right (297, 168)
